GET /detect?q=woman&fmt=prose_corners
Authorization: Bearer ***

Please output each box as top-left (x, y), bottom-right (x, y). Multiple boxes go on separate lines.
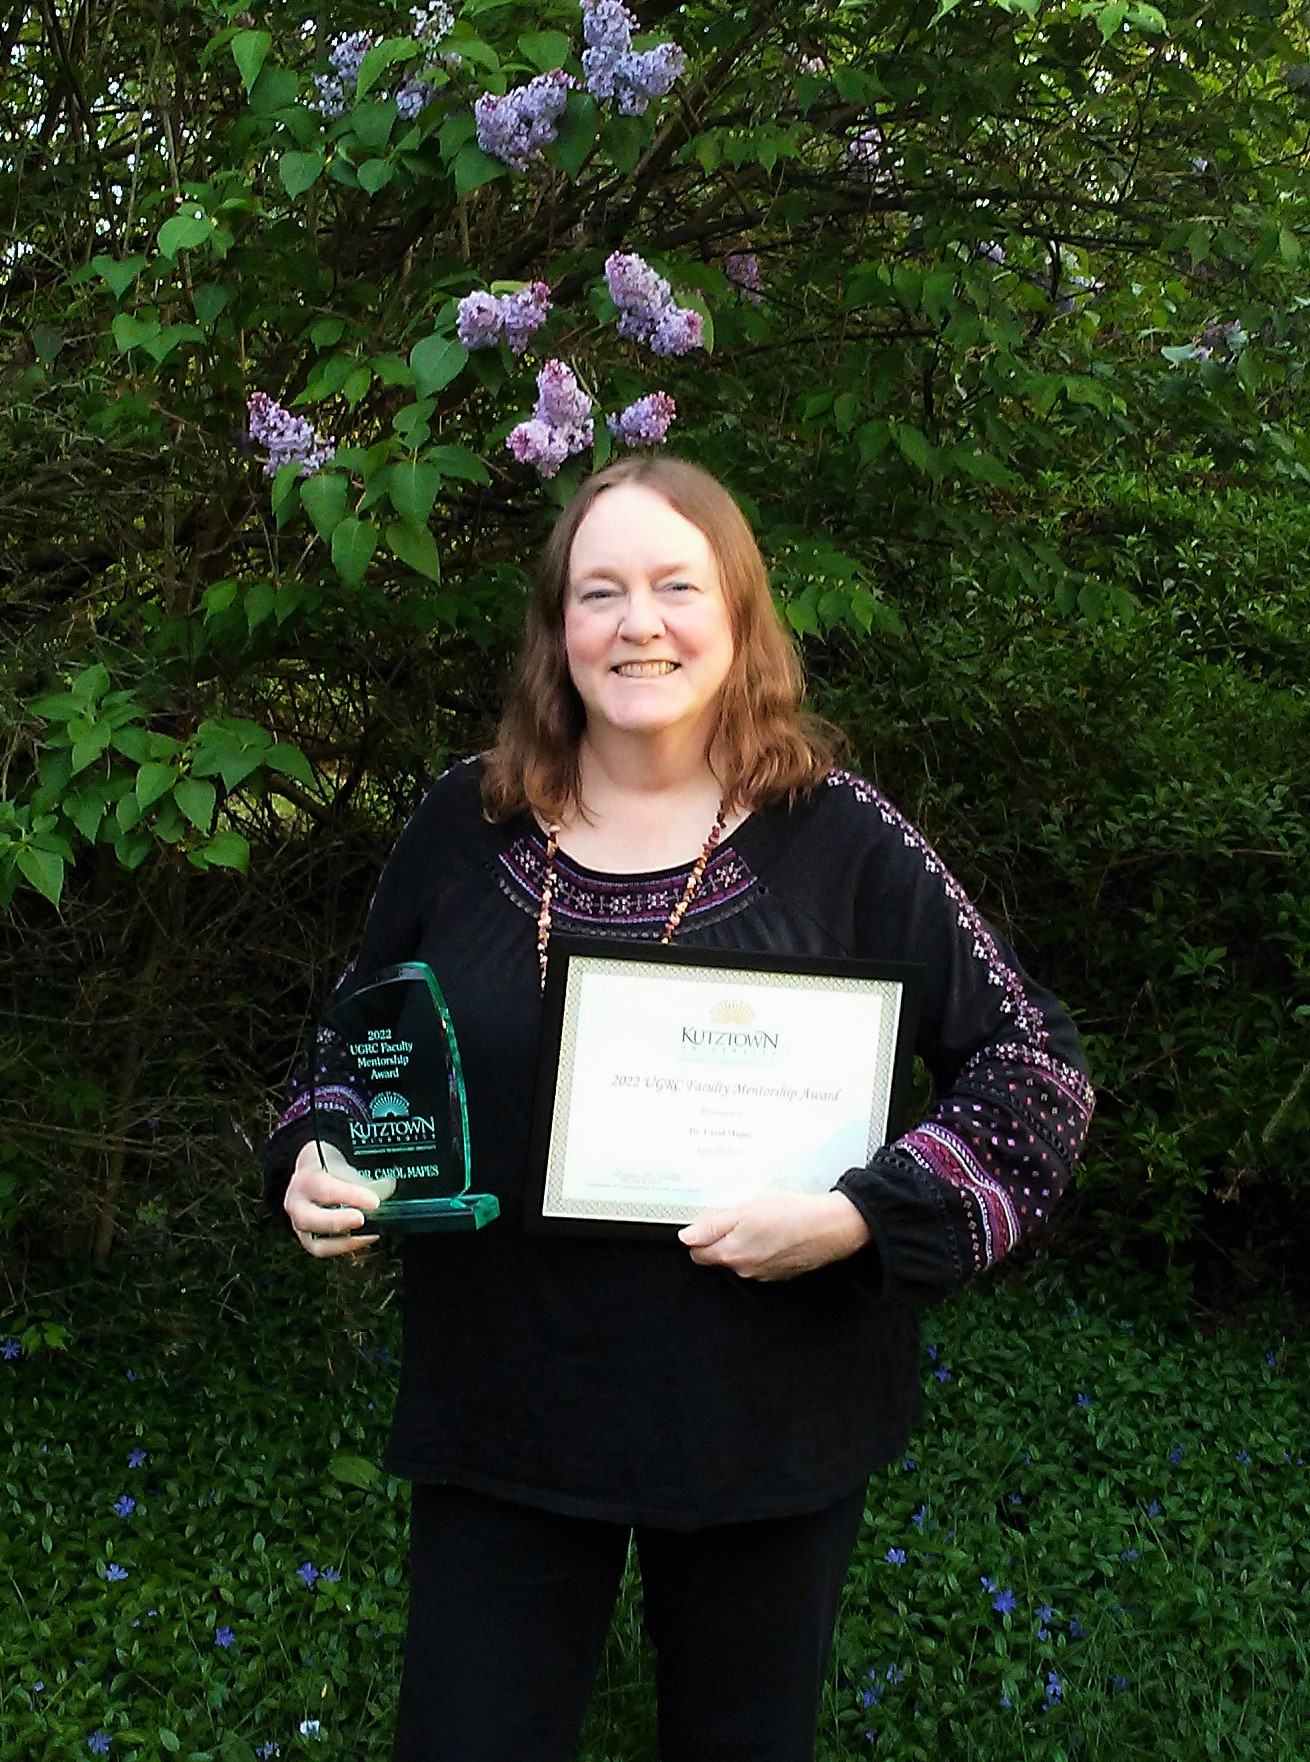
top-left (264, 456), bottom-right (1094, 1762)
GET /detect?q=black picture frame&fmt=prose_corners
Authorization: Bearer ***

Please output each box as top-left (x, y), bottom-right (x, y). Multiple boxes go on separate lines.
top-left (524, 936), bottom-right (922, 1241)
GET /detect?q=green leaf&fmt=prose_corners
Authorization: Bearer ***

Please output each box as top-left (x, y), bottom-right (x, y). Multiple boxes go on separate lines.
top-left (389, 459), bottom-right (442, 528)
top-left (160, 1732), bottom-right (181, 1756)
top-left (231, 28), bottom-right (272, 94)
top-left (193, 282), bottom-right (229, 327)
top-left (893, 423), bottom-right (933, 472)
top-left (280, 151), bottom-right (325, 198)
top-left (142, 323), bottom-right (204, 365)
top-left (328, 1450), bottom-right (382, 1491)
top-left (91, 254), bottom-right (150, 302)
top-left (549, 90), bottom-right (599, 178)
top-left (300, 472), bottom-right (348, 542)
top-left (1279, 228), bottom-right (1301, 267)
top-left (309, 317), bottom-right (346, 350)
top-left (135, 761), bottom-right (176, 810)
top-left (357, 158), bottom-right (395, 195)
top-left (62, 790), bottom-right (106, 842)
top-left (353, 100), bottom-right (395, 151)
top-left (157, 211), bottom-right (214, 258)
top-left (197, 830), bottom-right (250, 873)
top-left (1098, 0), bottom-right (1129, 37)
top-left (111, 312), bottom-right (161, 353)
top-left (356, 37), bottom-right (418, 99)
top-left (16, 847), bottom-right (64, 907)
top-left (409, 334), bottom-right (468, 398)
top-left (518, 29), bottom-right (572, 71)
top-left (75, 664), bottom-right (111, 702)
top-left (427, 444), bottom-right (490, 485)
top-left (174, 777), bottom-right (217, 833)
top-left (454, 142), bottom-right (505, 198)
top-left (600, 114), bottom-right (643, 175)
top-left (331, 516), bottom-right (378, 588)
top-left (245, 581), bottom-right (275, 629)
top-left (386, 520), bottom-right (441, 581)
top-left (264, 744), bottom-right (316, 789)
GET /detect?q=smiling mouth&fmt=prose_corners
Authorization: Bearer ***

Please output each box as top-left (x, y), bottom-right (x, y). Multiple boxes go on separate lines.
top-left (612, 661), bottom-right (680, 677)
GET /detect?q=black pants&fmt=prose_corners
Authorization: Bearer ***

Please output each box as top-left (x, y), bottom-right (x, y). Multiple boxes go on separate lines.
top-left (392, 1481), bottom-right (868, 1762)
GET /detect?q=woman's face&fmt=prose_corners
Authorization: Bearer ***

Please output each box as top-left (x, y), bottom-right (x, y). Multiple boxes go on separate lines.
top-left (563, 484), bottom-right (735, 750)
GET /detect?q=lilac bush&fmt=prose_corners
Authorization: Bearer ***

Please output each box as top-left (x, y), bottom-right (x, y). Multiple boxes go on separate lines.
top-left (581, 0), bottom-right (686, 115)
top-left (725, 251), bottom-right (763, 304)
top-left (246, 394), bottom-right (335, 479)
top-left (506, 360), bottom-right (594, 478)
top-left (604, 251), bottom-right (703, 356)
top-left (456, 283), bottom-right (552, 355)
top-left (607, 391), bottom-right (676, 446)
top-left (396, 77), bottom-right (436, 120)
top-left (475, 69), bottom-right (574, 170)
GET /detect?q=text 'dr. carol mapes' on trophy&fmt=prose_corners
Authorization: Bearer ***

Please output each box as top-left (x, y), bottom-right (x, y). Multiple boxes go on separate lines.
top-left (313, 961), bottom-right (498, 1233)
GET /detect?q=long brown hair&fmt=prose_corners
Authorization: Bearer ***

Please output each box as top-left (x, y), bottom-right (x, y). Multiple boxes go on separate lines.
top-left (480, 455), bottom-right (839, 823)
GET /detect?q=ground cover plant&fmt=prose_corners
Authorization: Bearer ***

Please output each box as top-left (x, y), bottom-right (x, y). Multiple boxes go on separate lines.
top-left (3, 1247), bottom-right (1306, 1761)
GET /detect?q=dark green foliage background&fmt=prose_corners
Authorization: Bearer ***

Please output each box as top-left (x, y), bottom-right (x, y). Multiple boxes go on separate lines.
top-left (0, 0), bottom-right (1307, 1296)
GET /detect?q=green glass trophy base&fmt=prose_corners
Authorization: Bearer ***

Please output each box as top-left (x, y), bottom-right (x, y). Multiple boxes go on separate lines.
top-left (372, 1193), bottom-right (500, 1234)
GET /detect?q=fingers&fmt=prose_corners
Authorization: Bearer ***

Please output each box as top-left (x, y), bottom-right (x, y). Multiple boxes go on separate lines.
top-left (295, 1227), bottom-right (381, 1259)
top-left (678, 1208), bottom-right (739, 1250)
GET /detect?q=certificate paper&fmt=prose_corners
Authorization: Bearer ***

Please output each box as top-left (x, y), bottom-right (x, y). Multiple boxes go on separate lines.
top-left (526, 940), bottom-right (920, 1237)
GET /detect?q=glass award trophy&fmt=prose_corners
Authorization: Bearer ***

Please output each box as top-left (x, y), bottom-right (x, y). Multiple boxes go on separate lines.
top-left (312, 961), bottom-right (498, 1232)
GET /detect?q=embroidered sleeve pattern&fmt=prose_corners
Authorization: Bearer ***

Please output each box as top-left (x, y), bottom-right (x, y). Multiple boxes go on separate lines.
top-left (826, 772), bottom-right (1095, 1306)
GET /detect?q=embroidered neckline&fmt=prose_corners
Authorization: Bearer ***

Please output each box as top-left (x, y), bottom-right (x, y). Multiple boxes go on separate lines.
top-left (497, 828), bottom-right (759, 932)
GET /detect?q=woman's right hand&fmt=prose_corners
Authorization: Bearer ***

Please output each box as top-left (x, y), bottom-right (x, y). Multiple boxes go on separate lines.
top-left (285, 1139), bottom-right (383, 1257)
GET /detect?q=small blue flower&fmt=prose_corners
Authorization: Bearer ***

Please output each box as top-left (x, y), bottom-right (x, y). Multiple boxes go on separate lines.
top-left (1266, 1351), bottom-right (1277, 1368)
top-left (113, 1495), bottom-right (136, 1517)
top-left (255, 1745), bottom-right (279, 1761)
top-left (1111, 1674), bottom-right (1130, 1693)
top-left (1, 1337), bottom-right (21, 1361)
top-left (980, 1575), bottom-right (997, 1593)
top-left (126, 1368), bottom-right (138, 1381)
top-left (127, 1448), bottom-right (148, 1469)
top-left (1235, 1448), bottom-right (1251, 1465)
top-left (1007, 1492), bottom-right (1022, 1505)
top-left (297, 1562), bottom-right (320, 1587)
top-left (885, 1548), bottom-right (907, 1566)
top-left (1076, 1393), bottom-right (1092, 1408)
top-left (88, 1735), bottom-right (111, 1756)
top-left (215, 1626), bottom-right (236, 1649)
top-left (321, 1565), bottom-right (341, 1582)
top-left (885, 1665), bottom-right (905, 1685)
top-left (1069, 1617), bottom-right (1086, 1639)
top-left (1037, 1604), bottom-right (1055, 1622)
top-left (861, 1686), bottom-right (879, 1707)
top-left (993, 1588), bottom-right (1017, 1615)
top-left (1043, 1669), bottom-right (1063, 1709)
top-left (926, 1345), bottom-right (938, 1359)
top-left (106, 1563), bottom-right (129, 1582)
top-left (1000, 1690), bottom-right (1012, 1707)
top-left (901, 1455), bottom-right (916, 1472)
top-left (911, 1504), bottom-right (926, 1528)
top-left (33, 1681), bottom-right (44, 1693)
top-left (1145, 1500), bottom-right (1163, 1518)
top-left (1120, 1548), bottom-right (1139, 1561)
top-left (1169, 1444), bottom-right (1184, 1464)
top-left (934, 1367), bottom-right (950, 1382)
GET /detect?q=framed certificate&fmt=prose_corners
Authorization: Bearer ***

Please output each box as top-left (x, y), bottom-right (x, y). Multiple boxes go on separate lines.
top-left (524, 937), bottom-right (921, 1239)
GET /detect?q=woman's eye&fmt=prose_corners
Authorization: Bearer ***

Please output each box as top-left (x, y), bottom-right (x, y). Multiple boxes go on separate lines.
top-left (580, 586), bottom-right (618, 602)
top-left (661, 580), bottom-right (695, 593)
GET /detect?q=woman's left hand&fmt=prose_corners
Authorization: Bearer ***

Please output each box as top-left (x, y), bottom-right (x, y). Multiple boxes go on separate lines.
top-left (678, 1191), bottom-right (871, 1282)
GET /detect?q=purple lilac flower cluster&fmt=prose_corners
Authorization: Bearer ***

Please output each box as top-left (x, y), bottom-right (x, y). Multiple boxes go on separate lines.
top-left (396, 77), bottom-right (436, 120)
top-left (312, 30), bottom-right (375, 117)
top-left (475, 69), bottom-right (574, 169)
top-left (246, 393), bottom-right (335, 478)
top-left (844, 125), bottom-right (885, 185)
top-left (580, 0), bottom-right (686, 116)
top-left (604, 251), bottom-right (703, 355)
top-left (506, 360), bottom-right (594, 477)
top-left (456, 282), bottom-right (553, 355)
top-left (725, 251), bottom-right (763, 304)
top-left (607, 391), bottom-right (676, 446)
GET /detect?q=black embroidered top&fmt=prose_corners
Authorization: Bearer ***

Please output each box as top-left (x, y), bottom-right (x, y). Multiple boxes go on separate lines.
top-left (262, 758), bottom-right (1093, 1528)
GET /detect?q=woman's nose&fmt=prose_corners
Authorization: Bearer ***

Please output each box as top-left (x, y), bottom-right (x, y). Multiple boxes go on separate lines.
top-left (618, 586), bottom-right (664, 639)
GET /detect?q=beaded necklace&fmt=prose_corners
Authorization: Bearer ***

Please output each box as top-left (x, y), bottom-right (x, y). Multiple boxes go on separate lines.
top-left (536, 803), bottom-right (728, 991)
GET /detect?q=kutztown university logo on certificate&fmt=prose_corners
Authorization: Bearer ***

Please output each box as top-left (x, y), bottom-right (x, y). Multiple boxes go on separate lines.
top-left (679, 998), bottom-right (780, 1064)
